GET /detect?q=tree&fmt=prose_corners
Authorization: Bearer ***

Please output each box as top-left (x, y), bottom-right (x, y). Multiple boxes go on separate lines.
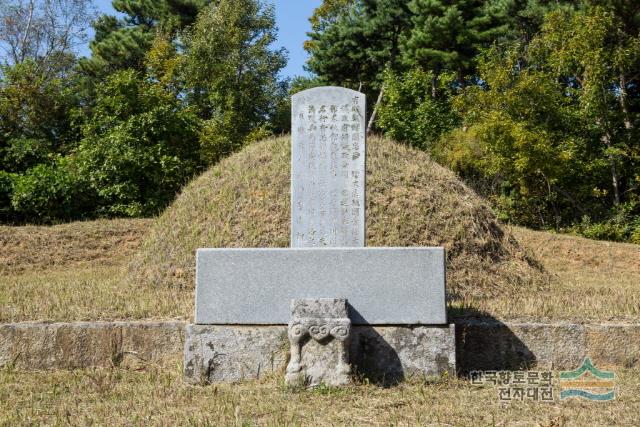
top-left (75, 69), bottom-right (202, 217)
top-left (81, 0), bottom-right (210, 77)
top-left (305, 4), bottom-right (373, 90)
top-left (402, 0), bottom-right (515, 94)
top-left (10, 155), bottom-right (93, 222)
top-left (529, 6), bottom-right (640, 206)
top-left (435, 44), bottom-right (590, 228)
top-left (377, 68), bottom-right (458, 150)
top-left (181, 0), bottom-right (286, 164)
top-left (0, 0), bottom-right (94, 69)
top-left (306, 0), bottom-right (412, 91)
top-left (306, 0), bottom-right (414, 130)
top-left (0, 59), bottom-right (81, 174)
top-left (511, 0), bottom-right (578, 43)
top-left (305, 0), bottom-right (564, 130)
top-left (309, 0), bottom-right (355, 32)
top-left (436, 5), bottom-right (640, 232)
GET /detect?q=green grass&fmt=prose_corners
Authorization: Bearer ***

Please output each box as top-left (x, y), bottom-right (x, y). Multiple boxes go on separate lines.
top-left (1, 357), bottom-right (638, 426)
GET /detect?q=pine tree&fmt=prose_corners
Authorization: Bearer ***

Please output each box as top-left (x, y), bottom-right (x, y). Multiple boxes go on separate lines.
top-left (402, 0), bottom-right (514, 90)
top-left (306, 0), bottom-right (412, 91)
top-left (309, 0), bottom-right (356, 32)
top-left (81, 0), bottom-right (210, 77)
top-left (305, 5), bottom-right (373, 89)
top-left (360, 0), bottom-right (413, 71)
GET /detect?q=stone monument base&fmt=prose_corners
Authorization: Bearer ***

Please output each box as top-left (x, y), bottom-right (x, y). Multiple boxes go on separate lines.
top-left (184, 324), bottom-right (456, 385)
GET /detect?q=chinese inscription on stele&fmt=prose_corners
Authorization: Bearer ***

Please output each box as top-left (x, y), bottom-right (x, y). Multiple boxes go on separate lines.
top-left (291, 87), bottom-right (366, 248)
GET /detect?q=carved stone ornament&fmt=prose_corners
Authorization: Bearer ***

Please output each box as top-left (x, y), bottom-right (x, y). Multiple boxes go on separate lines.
top-left (285, 299), bottom-right (352, 387)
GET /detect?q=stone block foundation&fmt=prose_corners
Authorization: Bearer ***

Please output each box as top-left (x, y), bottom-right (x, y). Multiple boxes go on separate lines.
top-left (184, 324), bottom-right (456, 385)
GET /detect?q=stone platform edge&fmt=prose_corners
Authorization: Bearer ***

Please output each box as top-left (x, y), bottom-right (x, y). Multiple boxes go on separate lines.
top-left (1, 320), bottom-right (638, 372)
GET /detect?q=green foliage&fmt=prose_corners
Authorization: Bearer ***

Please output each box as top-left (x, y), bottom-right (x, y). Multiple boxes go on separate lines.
top-left (5, 66), bottom-right (203, 222)
top-left (435, 5), bottom-right (640, 235)
top-left (528, 6), bottom-right (640, 206)
top-left (181, 0), bottom-right (286, 164)
top-left (81, 22), bottom-right (154, 75)
top-left (402, 0), bottom-right (513, 80)
top-left (1, 1), bottom-right (290, 223)
top-left (0, 60), bottom-right (81, 173)
top-left (435, 44), bottom-right (595, 227)
top-left (569, 202), bottom-right (640, 243)
top-left (10, 157), bottom-right (91, 222)
top-left (306, 0), bottom-right (412, 91)
top-left (377, 69), bottom-right (458, 150)
top-left (306, 0), bottom-right (552, 90)
top-left (81, 0), bottom-right (210, 77)
top-left (309, 0), bottom-right (356, 33)
top-left (289, 76), bottom-right (326, 95)
top-left (0, 170), bottom-right (17, 221)
top-left (76, 70), bottom-right (201, 217)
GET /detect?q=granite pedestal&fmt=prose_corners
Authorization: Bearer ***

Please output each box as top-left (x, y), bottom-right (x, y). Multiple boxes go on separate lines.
top-left (185, 247), bottom-right (455, 384)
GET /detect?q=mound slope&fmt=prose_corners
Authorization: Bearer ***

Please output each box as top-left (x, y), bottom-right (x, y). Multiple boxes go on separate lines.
top-left (130, 136), bottom-right (547, 298)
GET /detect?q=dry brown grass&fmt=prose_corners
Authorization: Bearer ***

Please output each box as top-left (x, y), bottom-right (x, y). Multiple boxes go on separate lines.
top-left (131, 136), bottom-right (546, 298)
top-left (0, 265), bottom-right (191, 322)
top-left (460, 227), bottom-right (640, 322)
top-left (0, 218), bottom-right (186, 322)
top-left (1, 357), bottom-right (639, 426)
top-left (0, 218), bottom-right (150, 275)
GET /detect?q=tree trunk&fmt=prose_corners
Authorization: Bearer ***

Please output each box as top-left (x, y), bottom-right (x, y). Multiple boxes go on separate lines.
top-left (18, 0), bottom-right (36, 64)
top-left (619, 73), bottom-right (633, 131)
top-left (457, 69), bottom-right (466, 90)
top-left (601, 129), bottom-right (621, 206)
top-left (431, 74), bottom-right (437, 99)
top-left (367, 86), bottom-right (385, 134)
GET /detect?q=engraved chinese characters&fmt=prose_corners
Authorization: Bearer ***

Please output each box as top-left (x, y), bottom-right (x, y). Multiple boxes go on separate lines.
top-left (291, 87), bottom-right (366, 247)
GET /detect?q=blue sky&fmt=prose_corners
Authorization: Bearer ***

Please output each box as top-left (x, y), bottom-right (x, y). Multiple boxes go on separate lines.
top-left (88, 0), bottom-right (322, 78)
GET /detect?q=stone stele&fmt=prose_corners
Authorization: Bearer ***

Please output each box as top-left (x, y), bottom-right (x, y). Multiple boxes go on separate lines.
top-left (291, 86), bottom-right (366, 248)
top-left (285, 298), bottom-right (351, 387)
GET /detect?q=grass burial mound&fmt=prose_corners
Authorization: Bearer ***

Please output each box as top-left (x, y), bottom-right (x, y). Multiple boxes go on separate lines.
top-left (131, 136), bottom-right (547, 299)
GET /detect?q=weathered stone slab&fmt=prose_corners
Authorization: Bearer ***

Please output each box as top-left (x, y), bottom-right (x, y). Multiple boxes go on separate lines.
top-left (286, 299), bottom-right (352, 387)
top-left (0, 321), bottom-right (185, 370)
top-left (585, 324), bottom-right (640, 368)
top-left (291, 87), bottom-right (366, 247)
top-left (351, 325), bottom-right (456, 385)
top-left (195, 247), bottom-right (447, 325)
top-left (455, 320), bottom-right (587, 372)
top-left (184, 324), bottom-right (456, 384)
top-left (183, 325), bottom-right (288, 384)
top-left (3, 320), bottom-right (638, 373)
